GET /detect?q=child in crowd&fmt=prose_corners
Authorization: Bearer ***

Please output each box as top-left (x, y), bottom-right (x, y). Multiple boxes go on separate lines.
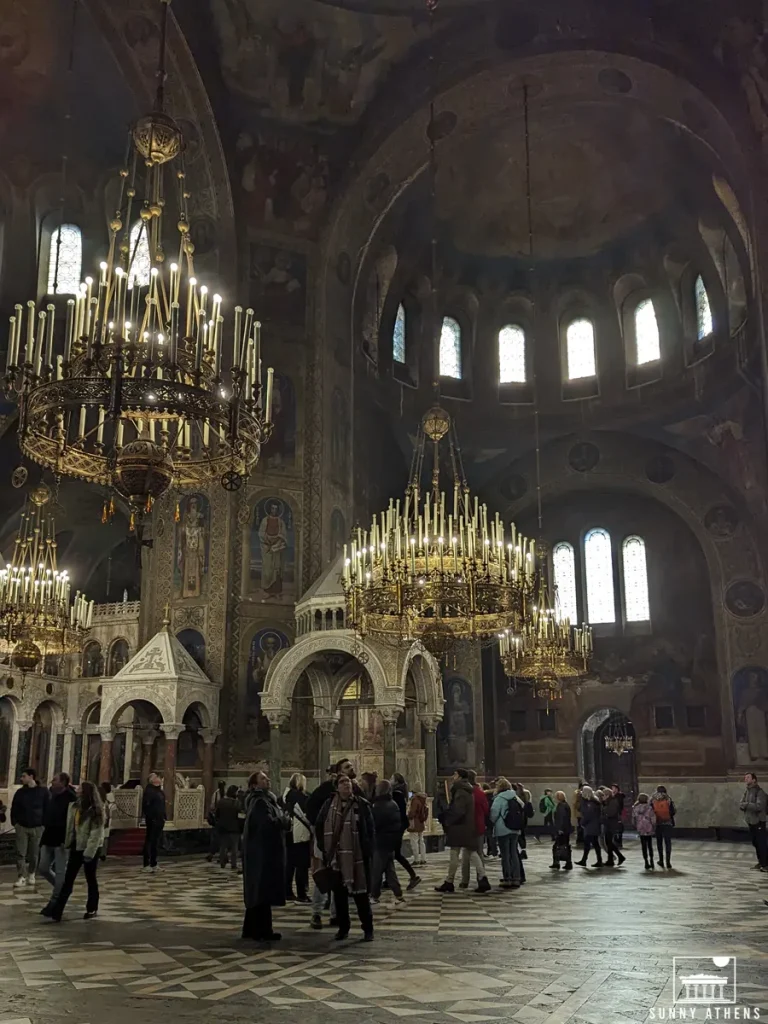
top-left (632, 793), bottom-right (657, 869)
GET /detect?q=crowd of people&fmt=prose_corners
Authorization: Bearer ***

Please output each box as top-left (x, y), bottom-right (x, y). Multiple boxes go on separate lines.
top-left (6, 761), bottom-right (768, 935)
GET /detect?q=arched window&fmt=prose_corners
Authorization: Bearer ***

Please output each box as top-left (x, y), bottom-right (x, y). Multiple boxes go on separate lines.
top-left (552, 541), bottom-right (578, 625)
top-left (584, 527), bottom-right (616, 624)
top-left (439, 316), bottom-right (462, 379)
top-left (634, 298), bottom-right (660, 364)
top-left (695, 275), bottom-right (713, 340)
top-left (622, 535), bottom-right (650, 622)
top-left (393, 303), bottom-right (406, 363)
top-left (499, 324), bottom-right (526, 384)
top-left (47, 223), bottom-right (82, 295)
top-left (128, 221), bottom-right (151, 289)
top-left (566, 318), bottom-right (596, 379)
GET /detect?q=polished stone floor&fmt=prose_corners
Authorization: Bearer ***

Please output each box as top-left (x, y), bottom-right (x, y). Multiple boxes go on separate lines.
top-left (1, 837), bottom-right (767, 1024)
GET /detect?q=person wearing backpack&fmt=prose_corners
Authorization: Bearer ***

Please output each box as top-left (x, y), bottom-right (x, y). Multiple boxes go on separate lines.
top-left (490, 777), bottom-right (523, 888)
top-left (651, 785), bottom-right (676, 869)
top-left (539, 790), bottom-right (556, 832)
top-left (632, 793), bottom-right (657, 869)
top-left (434, 769), bottom-right (491, 893)
top-left (550, 791), bottom-right (573, 870)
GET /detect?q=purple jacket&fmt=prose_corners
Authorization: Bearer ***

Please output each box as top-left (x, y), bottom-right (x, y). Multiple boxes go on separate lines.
top-left (632, 802), bottom-right (656, 836)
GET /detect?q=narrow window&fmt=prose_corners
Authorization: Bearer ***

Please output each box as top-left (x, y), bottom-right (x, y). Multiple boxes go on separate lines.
top-left (566, 318), bottom-right (596, 379)
top-left (553, 541), bottom-right (578, 624)
top-left (695, 275), bottom-right (713, 340)
top-left (439, 316), bottom-right (462, 379)
top-left (634, 298), bottom-right (660, 364)
top-left (584, 527), bottom-right (615, 624)
top-left (622, 535), bottom-right (650, 622)
top-left (47, 224), bottom-right (82, 295)
top-left (499, 324), bottom-right (526, 384)
top-left (128, 221), bottom-right (152, 289)
top-left (393, 303), bottom-right (406, 364)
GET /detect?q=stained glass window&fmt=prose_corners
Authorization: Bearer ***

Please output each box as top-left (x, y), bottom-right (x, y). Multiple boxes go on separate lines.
top-left (566, 318), bottom-right (596, 379)
top-left (622, 535), bottom-right (650, 622)
top-left (634, 298), bottom-right (660, 364)
top-left (695, 275), bottom-right (712, 340)
top-left (393, 303), bottom-right (406, 363)
top-left (128, 221), bottom-right (152, 289)
top-left (553, 541), bottom-right (578, 625)
top-left (47, 224), bottom-right (82, 295)
top-left (584, 527), bottom-right (615, 624)
top-left (439, 316), bottom-right (462, 379)
top-left (499, 324), bottom-right (526, 384)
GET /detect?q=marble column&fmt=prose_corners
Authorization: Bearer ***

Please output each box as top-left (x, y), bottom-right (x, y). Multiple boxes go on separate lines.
top-left (265, 712), bottom-right (289, 789)
top-left (381, 707), bottom-right (403, 780)
top-left (62, 727), bottom-right (75, 778)
top-left (71, 730), bottom-right (84, 784)
top-left (54, 732), bottom-right (64, 776)
top-left (14, 722), bottom-right (33, 779)
top-left (98, 730), bottom-right (114, 785)
top-left (161, 724), bottom-right (182, 820)
top-left (200, 728), bottom-right (220, 806)
top-left (421, 717), bottom-right (440, 797)
top-left (139, 729), bottom-right (156, 785)
top-left (315, 717), bottom-right (338, 776)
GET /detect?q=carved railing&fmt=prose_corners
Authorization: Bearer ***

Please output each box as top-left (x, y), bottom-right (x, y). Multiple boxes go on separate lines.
top-left (92, 601), bottom-right (141, 619)
top-left (174, 786), bottom-right (205, 830)
top-left (112, 786), bottom-right (142, 829)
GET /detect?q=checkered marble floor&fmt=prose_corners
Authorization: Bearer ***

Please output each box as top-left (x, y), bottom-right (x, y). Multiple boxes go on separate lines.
top-left (1, 838), bottom-right (768, 1024)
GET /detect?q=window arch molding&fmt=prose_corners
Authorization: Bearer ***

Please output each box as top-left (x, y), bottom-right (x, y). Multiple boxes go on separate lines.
top-left (675, 257), bottom-right (723, 366)
top-left (383, 286), bottom-right (420, 386)
top-left (620, 534), bottom-right (651, 626)
top-left (582, 526), bottom-right (617, 627)
top-left (617, 281), bottom-right (665, 388)
top-left (496, 295), bottom-right (534, 401)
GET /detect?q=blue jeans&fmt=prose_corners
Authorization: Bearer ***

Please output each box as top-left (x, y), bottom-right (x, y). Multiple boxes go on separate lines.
top-left (498, 833), bottom-right (521, 883)
top-left (38, 844), bottom-right (68, 903)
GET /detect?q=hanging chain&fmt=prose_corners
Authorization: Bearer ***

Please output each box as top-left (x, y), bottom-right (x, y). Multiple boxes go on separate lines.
top-left (427, 0), bottom-right (440, 394)
top-left (51, 0), bottom-right (79, 296)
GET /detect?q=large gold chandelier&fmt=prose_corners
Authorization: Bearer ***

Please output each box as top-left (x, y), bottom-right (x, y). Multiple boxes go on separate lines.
top-left (342, 405), bottom-right (536, 659)
top-left (498, 543), bottom-right (592, 699)
top-left (0, 483), bottom-right (91, 674)
top-left (4, 0), bottom-right (273, 523)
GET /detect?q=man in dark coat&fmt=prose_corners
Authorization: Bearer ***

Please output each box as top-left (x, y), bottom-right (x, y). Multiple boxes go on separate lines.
top-left (39, 772), bottom-right (76, 915)
top-left (435, 769), bottom-right (491, 893)
top-left (603, 785), bottom-right (626, 866)
top-left (142, 772), bottom-right (166, 873)
top-left (370, 781), bottom-right (405, 902)
top-left (241, 770), bottom-right (290, 941)
top-left (11, 767), bottom-right (48, 889)
top-left (575, 785), bottom-right (604, 868)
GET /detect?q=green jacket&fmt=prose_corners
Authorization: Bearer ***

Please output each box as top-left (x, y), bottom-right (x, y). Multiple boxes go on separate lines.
top-left (540, 794), bottom-right (556, 817)
top-left (64, 802), bottom-right (104, 861)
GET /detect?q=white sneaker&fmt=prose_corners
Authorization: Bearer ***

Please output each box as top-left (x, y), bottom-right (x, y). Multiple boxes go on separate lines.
top-left (13, 876), bottom-right (27, 889)
top-left (26, 876), bottom-right (36, 889)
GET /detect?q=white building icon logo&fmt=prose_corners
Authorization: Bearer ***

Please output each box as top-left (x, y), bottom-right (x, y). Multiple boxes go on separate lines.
top-left (673, 957), bottom-right (736, 1005)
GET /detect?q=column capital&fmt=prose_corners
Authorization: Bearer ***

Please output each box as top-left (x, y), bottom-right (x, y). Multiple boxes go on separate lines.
top-left (139, 728), bottom-right (158, 746)
top-left (314, 716), bottom-right (339, 737)
top-left (200, 727), bottom-right (221, 745)
top-left (419, 715), bottom-right (442, 733)
top-left (99, 729), bottom-right (115, 743)
top-left (379, 705), bottom-right (404, 725)
top-left (15, 719), bottom-right (34, 731)
top-left (265, 710), bottom-right (290, 728)
top-left (64, 725), bottom-right (80, 736)
top-left (160, 723), bottom-right (185, 741)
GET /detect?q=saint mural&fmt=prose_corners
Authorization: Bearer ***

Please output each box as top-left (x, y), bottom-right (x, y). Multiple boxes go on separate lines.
top-left (264, 373), bottom-right (297, 470)
top-left (250, 496), bottom-right (295, 601)
top-left (438, 676), bottom-right (474, 768)
top-left (330, 388), bottom-right (349, 484)
top-left (733, 666), bottom-right (768, 762)
top-left (175, 494), bottom-right (210, 600)
top-left (246, 628), bottom-right (291, 742)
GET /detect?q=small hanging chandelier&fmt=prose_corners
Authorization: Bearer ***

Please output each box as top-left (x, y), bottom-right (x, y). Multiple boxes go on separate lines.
top-left (4, 0), bottom-right (273, 525)
top-left (0, 483), bottom-right (92, 674)
top-left (604, 718), bottom-right (634, 756)
top-left (342, 405), bottom-right (536, 660)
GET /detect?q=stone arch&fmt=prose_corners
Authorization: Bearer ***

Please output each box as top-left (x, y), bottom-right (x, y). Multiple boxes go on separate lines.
top-left (178, 697), bottom-right (212, 730)
top-left (107, 637), bottom-right (130, 677)
top-left (81, 699), bottom-right (102, 731)
top-left (262, 631), bottom-right (400, 717)
top-left (399, 647), bottom-right (443, 721)
top-left (101, 695), bottom-right (169, 732)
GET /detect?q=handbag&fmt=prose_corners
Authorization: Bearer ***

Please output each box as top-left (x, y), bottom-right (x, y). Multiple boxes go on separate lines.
top-left (312, 803), bottom-right (351, 894)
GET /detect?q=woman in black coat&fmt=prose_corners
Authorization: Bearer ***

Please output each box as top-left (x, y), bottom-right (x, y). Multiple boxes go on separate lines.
top-left (575, 786), bottom-right (604, 868)
top-left (371, 781), bottom-right (404, 902)
top-left (241, 770), bottom-right (290, 941)
top-left (391, 773), bottom-right (419, 887)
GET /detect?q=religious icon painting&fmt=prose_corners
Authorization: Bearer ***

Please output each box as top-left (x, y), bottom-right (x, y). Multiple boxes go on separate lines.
top-left (246, 627), bottom-right (291, 743)
top-left (174, 493), bottom-right (211, 600)
top-left (249, 495), bottom-right (296, 601)
top-left (263, 372), bottom-right (297, 471)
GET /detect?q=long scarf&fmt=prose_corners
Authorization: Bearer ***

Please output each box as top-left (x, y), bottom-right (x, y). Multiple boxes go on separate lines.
top-left (323, 794), bottom-right (367, 894)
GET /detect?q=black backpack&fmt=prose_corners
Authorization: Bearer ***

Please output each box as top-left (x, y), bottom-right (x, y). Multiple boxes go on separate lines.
top-left (539, 797), bottom-right (548, 814)
top-left (504, 797), bottom-right (525, 831)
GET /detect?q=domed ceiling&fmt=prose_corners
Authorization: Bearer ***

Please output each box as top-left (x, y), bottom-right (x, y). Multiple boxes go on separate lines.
top-left (433, 102), bottom-right (698, 260)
